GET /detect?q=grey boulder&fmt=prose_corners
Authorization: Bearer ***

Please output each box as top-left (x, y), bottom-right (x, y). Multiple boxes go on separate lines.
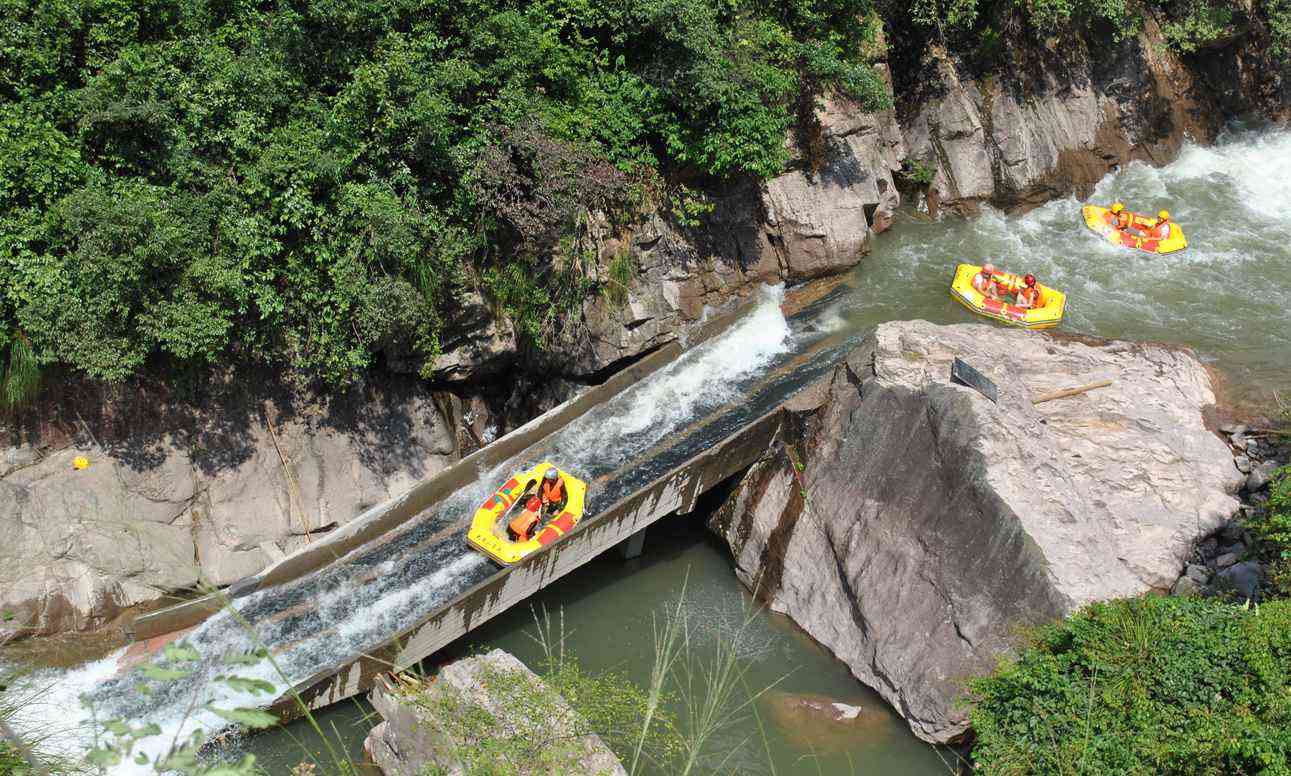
top-left (709, 321), bottom-right (1240, 743)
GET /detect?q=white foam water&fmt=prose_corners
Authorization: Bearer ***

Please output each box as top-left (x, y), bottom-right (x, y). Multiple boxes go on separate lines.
top-left (859, 126), bottom-right (1291, 403)
top-left (590, 284), bottom-right (790, 442)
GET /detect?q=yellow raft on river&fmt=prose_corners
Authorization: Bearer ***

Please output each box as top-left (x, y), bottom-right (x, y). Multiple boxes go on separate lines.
top-left (1082, 205), bottom-right (1187, 254)
top-left (465, 462), bottom-right (587, 565)
top-left (949, 263), bottom-right (1066, 330)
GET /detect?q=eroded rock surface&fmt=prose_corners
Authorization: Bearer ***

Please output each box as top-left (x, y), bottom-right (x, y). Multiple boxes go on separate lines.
top-left (709, 321), bottom-right (1241, 743)
top-left (901, 17), bottom-right (1215, 213)
top-left (440, 94), bottom-right (905, 383)
top-left (0, 379), bottom-right (458, 635)
top-left (364, 649), bottom-right (626, 776)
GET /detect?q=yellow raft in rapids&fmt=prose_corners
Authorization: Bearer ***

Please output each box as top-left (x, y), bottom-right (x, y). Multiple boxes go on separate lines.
top-left (465, 462), bottom-right (587, 565)
top-left (949, 263), bottom-right (1066, 330)
top-left (1082, 205), bottom-right (1187, 254)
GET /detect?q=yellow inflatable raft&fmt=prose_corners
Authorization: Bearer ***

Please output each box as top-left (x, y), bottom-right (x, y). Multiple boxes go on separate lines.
top-left (1082, 205), bottom-right (1187, 254)
top-left (949, 264), bottom-right (1066, 330)
top-left (465, 462), bottom-right (587, 565)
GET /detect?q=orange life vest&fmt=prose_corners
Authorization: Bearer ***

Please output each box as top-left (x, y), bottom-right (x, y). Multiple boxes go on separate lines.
top-left (1115, 212), bottom-right (1132, 230)
top-left (509, 511), bottom-right (539, 542)
top-left (1018, 285), bottom-right (1042, 309)
top-left (541, 478), bottom-right (564, 505)
top-left (972, 272), bottom-right (994, 295)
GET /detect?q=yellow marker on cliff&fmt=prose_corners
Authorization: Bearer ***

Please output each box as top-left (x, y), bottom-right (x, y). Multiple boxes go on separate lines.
top-left (72, 455), bottom-right (90, 470)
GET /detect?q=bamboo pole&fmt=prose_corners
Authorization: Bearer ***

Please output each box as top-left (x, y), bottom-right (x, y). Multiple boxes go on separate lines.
top-left (1032, 379), bottom-right (1114, 404)
top-left (265, 412), bottom-right (312, 543)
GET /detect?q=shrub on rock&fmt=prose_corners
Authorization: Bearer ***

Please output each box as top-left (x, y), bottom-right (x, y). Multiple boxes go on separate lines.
top-left (969, 596), bottom-right (1291, 774)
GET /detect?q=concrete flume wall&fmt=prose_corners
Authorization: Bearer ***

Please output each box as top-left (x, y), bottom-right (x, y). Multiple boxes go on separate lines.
top-left (276, 407), bottom-right (786, 715)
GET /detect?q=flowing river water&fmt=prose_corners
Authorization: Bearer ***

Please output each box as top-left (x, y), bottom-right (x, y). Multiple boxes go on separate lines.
top-left (6, 127), bottom-right (1289, 774)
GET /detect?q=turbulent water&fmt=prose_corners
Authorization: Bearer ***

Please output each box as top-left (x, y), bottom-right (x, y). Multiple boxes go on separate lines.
top-left (9, 128), bottom-right (1289, 774)
top-left (851, 127), bottom-right (1291, 406)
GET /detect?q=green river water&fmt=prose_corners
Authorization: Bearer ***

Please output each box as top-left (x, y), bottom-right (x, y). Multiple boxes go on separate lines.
top-left (181, 127), bottom-right (1291, 773)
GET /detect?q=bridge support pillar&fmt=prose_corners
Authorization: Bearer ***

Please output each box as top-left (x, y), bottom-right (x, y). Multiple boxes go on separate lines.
top-left (618, 528), bottom-right (647, 560)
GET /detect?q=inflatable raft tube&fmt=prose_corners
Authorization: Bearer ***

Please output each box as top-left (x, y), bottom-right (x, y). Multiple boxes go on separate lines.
top-left (465, 462), bottom-right (588, 566)
top-left (1082, 205), bottom-right (1187, 254)
top-left (949, 263), bottom-right (1066, 330)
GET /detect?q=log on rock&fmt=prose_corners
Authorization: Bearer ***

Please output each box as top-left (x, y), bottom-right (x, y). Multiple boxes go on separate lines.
top-left (1031, 379), bottom-right (1113, 404)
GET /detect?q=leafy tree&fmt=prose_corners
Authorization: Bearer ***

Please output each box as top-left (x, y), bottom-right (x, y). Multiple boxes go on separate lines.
top-left (0, 0), bottom-right (890, 390)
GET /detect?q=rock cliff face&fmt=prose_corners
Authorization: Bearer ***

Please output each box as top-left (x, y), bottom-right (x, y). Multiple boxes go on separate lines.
top-left (898, 17), bottom-right (1218, 213)
top-left (708, 321), bottom-right (1242, 743)
top-left (0, 376), bottom-right (458, 636)
top-left (433, 92), bottom-right (907, 386)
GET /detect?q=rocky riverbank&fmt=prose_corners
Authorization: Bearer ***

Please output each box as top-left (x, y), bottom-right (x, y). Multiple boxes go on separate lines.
top-left (708, 320), bottom-right (1243, 744)
top-left (1168, 422), bottom-right (1289, 601)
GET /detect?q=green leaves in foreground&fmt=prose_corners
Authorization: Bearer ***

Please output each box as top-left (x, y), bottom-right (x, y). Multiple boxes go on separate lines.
top-left (83, 639), bottom-right (276, 775)
top-left (969, 596), bottom-right (1291, 775)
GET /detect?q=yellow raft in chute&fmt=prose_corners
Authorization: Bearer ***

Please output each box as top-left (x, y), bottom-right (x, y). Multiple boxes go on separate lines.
top-left (1082, 205), bottom-right (1187, 254)
top-left (949, 263), bottom-right (1066, 330)
top-left (465, 462), bottom-right (587, 566)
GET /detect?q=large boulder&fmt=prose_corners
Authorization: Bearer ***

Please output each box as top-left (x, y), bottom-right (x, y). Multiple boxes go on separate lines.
top-left (709, 321), bottom-right (1241, 743)
top-left (762, 91), bottom-right (906, 280)
top-left (364, 650), bottom-right (626, 776)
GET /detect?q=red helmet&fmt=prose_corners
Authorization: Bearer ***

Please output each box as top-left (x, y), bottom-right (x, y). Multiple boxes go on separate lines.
top-left (526, 496), bottom-right (541, 512)
top-left (1024, 274), bottom-right (1037, 287)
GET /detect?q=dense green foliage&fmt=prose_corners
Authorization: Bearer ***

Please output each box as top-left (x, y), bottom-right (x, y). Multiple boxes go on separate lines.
top-left (1251, 466), bottom-right (1291, 598)
top-left (970, 596), bottom-right (1291, 775)
top-left (0, 0), bottom-right (888, 389)
top-left (909, 0), bottom-right (1291, 50)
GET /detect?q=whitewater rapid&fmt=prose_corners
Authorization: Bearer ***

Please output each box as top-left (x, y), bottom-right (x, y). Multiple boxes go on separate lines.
top-left (852, 126), bottom-right (1291, 404)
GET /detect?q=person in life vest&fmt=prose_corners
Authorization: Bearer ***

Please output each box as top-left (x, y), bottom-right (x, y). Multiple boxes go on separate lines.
top-left (1151, 210), bottom-right (1171, 239)
top-left (1110, 202), bottom-right (1145, 236)
top-left (972, 263), bottom-right (1003, 299)
top-left (538, 467), bottom-right (568, 517)
top-left (508, 495), bottom-right (543, 542)
top-left (1015, 274), bottom-right (1043, 309)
